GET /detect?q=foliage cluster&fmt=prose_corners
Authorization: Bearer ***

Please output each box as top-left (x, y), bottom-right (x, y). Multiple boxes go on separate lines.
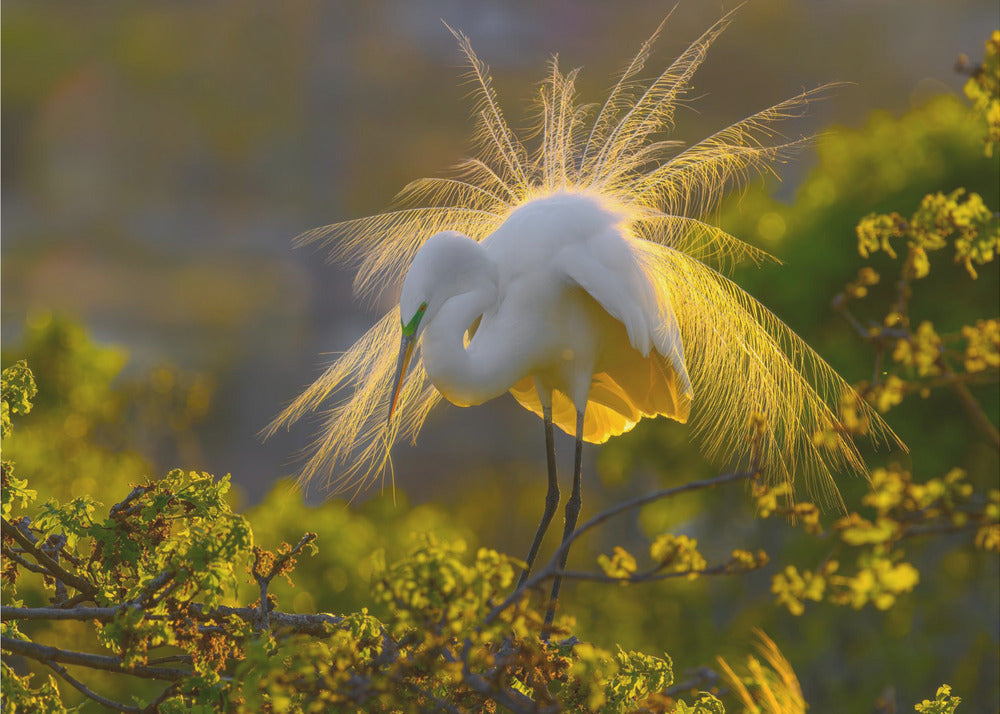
top-left (2, 365), bottom-right (776, 712)
top-left (5, 332), bottom-right (991, 711)
top-left (959, 30), bottom-right (1000, 157)
top-left (753, 164), bottom-right (1000, 618)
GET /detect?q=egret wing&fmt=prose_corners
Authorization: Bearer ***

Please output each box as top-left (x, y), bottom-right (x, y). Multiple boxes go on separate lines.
top-left (505, 228), bottom-right (695, 441)
top-left (556, 228), bottom-right (691, 394)
top-left (555, 228), bottom-right (655, 354)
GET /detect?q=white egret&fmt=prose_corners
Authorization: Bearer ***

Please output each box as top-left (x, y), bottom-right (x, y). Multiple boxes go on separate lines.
top-left (268, 11), bottom-right (901, 622)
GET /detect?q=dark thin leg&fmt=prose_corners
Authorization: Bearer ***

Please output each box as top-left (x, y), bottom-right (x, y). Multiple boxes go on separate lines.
top-left (517, 407), bottom-right (560, 588)
top-left (543, 409), bottom-right (585, 634)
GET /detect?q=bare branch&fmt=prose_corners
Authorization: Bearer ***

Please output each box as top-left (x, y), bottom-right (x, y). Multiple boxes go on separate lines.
top-left (1, 546), bottom-right (52, 576)
top-left (555, 562), bottom-right (735, 585)
top-left (109, 485), bottom-right (154, 520)
top-left (1, 517), bottom-right (97, 597)
top-left (485, 469), bottom-right (753, 625)
top-left (1, 606), bottom-right (118, 621)
top-left (662, 666), bottom-right (722, 697)
top-left (252, 532), bottom-right (317, 631)
top-left (1, 604), bottom-right (344, 638)
top-left (44, 660), bottom-right (141, 713)
top-left (141, 684), bottom-right (181, 714)
top-left (1, 635), bottom-right (194, 682)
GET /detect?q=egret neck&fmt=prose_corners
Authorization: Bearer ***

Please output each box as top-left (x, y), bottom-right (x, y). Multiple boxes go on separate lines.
top-left (420, 283), bottom-right (522, 407)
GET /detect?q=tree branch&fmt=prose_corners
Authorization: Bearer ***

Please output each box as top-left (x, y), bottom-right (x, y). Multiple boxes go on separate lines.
top-left (109, 485), bottom-right (154, 520)
top-left (1, 517), bottom-right (97, 597)
top-left (132, 570), bottom-right (176, 608)
top-left (1, 635), bottom-right (194, 682)
top-left (252, 532), bottom-right (317, 631)
top-left (555, 562), bottom-right (735, 585)
top-left (44, 660), bottom-right (141, 713)
top-left (834, 295), bottom-right (1000, 451)
top-left (1, 546), bottom-right (52, 576)
top-left (1, 604), bottom-right (344, 638)
top-left (141, 684), bottom-right (181, 714)
top-left (485, 469), bottom-right (753, 625)
top-left (662, 666), bottom-right (722, 698)
top-left (2, 606), bottom-right (119, 622)
top-left (945, 371), bottom-right (1000, 451)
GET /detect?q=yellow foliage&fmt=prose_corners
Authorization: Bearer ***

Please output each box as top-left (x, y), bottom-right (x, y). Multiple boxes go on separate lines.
top-left (892, 321), bottom-right (942, 377)
top-left (598, 547), bottom-right (639, 580)
top-left (872, 375), bottom-right (907, 413)
top-left (962, 318), bottom-right (1000, 372)
top-left (856, 212), bottom-right (903, 258)
top-left (648, 534), bottom-right (707, 578)
top-left (963, 30), bottom-right (1000, 156)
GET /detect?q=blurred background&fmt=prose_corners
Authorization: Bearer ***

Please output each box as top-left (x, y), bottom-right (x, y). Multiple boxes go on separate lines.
top-left (3, 1), bottom-right (998, 710)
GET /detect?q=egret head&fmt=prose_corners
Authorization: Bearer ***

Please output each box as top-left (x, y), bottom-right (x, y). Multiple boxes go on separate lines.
top-left (389, 230), bottom-right (497, 421)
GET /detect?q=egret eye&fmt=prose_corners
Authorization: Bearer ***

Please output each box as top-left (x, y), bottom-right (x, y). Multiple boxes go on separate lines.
top-left (401, 302), bottom-right (428, 337)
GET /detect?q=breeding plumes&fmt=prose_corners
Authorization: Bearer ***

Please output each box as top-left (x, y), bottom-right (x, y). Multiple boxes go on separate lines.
top-left (267, 10), bottom-right (901, 609)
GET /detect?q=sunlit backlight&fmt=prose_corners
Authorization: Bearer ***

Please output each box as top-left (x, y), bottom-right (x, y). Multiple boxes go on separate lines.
top-left (265, 11), bottom-right (901, 504)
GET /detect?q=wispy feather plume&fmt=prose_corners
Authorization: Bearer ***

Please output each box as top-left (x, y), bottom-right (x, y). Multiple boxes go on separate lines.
top-left (580, 9), bottom-right (673, 170)
top-left (268, 10), bottom-right (901, 498)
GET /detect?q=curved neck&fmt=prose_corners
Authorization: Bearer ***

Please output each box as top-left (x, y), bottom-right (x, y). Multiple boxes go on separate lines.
top-left (421, 286), bottom-right (521, 407)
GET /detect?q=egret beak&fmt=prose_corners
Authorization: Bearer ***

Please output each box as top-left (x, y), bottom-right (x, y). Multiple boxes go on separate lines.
top-left (388, 334), bottom-right (415, 425)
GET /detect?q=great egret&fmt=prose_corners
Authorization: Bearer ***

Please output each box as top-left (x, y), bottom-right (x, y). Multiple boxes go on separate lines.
top-left (268, 11), bottom-right (900, 622)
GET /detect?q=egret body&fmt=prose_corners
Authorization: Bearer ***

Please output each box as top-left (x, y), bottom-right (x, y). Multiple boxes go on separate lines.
top-left (394, 193), bottom-right (691, 436)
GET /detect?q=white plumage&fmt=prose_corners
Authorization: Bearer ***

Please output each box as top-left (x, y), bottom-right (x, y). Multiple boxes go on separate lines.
top-left (397, 192), bottom-right (692, 443)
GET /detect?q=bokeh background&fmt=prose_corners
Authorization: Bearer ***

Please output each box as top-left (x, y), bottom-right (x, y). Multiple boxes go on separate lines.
top-left (3, 1), bottom-right (999, 711)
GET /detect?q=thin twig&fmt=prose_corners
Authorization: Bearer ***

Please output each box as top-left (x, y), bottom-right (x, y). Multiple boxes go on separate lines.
top-left (485, 469), bottom-right (752, 625)
top-left (44, 660), bottom-right (141, 713)
top-left (662, 666), bottom-right (721, 697)
top-left (148, 578), bottom-right (184, 608)
top-left (1, 604), bottom-right (345, 639)
top-left (142, 683), bottom-right (181, 714)
top-left (1, 517), bottom-right (97, 597)
top-left (59, 592), bottom-right (97, 609)
top-left (1, 546), bottom-right (52, 576)
top-left (146, 654), bottom-right (194, 666)
top-left (2, 635), bottom-right (194, 682)
top-left (41, 534), bottom-right (70, 605)
top-left (945, 370), bottom-right (1000, 450)
top-left (109, 484), bottom-right (154, 520)
top-left (835, 284), bottom-right (999, 451)
top-left (252, 532), bottom-right (318, 631)
top-left (132, 570), bottom-right (176, 607)
top-left (554, 562), bottom-right (734, 585)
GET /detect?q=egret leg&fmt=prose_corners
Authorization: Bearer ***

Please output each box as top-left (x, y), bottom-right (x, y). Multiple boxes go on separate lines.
top-left (543, 408), bottom-right (585, 633)
top-left (517, 406), bottom-right (560, 588)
